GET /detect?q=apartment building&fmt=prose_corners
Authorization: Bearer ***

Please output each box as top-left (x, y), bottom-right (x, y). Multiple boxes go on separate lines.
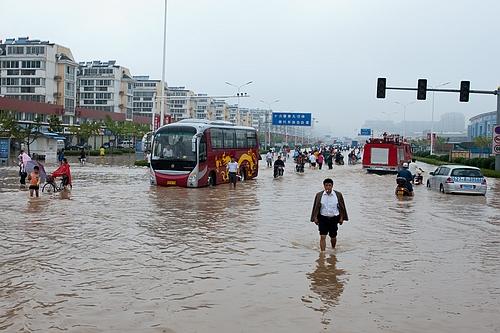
top-left (194, 94), bottom-right (214, 120)
top-left (77, 60), bottom-right (135, 119)
top-left (133, 75), bottom-right (163, 118)
top-left (167, 86), bottom-right (196, 121)
top-left (0, 37), bottom-right (78, 124)
top-left (212, 99), bottom-right (228, 121)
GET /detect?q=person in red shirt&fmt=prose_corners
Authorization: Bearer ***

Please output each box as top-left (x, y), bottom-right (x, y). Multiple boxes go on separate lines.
top-left (52, 158), bottom-right (72, 189)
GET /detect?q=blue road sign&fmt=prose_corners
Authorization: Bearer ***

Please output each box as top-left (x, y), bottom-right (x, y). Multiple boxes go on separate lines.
top-left (272, 112), bottom-right (312, 126)
top-left (360, 128), bottom-right (372, 136)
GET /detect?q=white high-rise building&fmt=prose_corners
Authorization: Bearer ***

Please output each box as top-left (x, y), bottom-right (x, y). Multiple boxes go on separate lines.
top-left (212, 99), bottom-right (228, 121)
top-left (77, 60), bottom-right (135, 119)
top-left (167, 87), bottom-right (196, 121)
top-left (0, 37), bottom-right (78, 123)
top-left (133, 75), bottom-right (162, 119)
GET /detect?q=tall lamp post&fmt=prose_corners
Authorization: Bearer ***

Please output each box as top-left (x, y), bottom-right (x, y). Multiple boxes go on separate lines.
top-left (225, 81), bottom-right (253, 125)
top-left (430, 81), bottom-right (451, 155)
top-left (394, 101), bottom-right (416, 138)
top-left (159, 0), bottom-right (168, 127)
top-left (260, 99), bottom-right (279, 150)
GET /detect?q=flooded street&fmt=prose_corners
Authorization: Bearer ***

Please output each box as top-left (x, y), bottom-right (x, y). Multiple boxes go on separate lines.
top-left (1, 157), bottom-right (499, 332)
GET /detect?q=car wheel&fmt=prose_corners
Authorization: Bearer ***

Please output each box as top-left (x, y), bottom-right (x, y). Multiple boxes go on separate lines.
top-left (440, 184), bottom-right (445, 193)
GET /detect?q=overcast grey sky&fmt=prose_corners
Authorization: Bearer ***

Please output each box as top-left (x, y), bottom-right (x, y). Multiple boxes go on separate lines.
top-left (1, 0), bottom-right (499, 136)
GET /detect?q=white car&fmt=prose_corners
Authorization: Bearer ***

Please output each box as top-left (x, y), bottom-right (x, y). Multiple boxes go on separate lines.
top-left (427, 165), bottom-right (487, 195)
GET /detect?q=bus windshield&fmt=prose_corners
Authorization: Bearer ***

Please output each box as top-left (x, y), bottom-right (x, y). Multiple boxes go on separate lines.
top-left (152, 127), bottom-right (196, 161)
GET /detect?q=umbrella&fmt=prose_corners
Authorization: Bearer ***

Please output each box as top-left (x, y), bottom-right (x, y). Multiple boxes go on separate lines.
top-left (24, 160), bottom-right (47, 183)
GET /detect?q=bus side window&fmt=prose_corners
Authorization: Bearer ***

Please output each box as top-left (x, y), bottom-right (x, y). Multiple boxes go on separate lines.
top-left (199, 135), bottom-right (207, 161)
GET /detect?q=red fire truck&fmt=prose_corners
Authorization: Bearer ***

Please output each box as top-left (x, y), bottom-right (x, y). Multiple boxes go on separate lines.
top-left (362, 134), bottom-right (412, 173)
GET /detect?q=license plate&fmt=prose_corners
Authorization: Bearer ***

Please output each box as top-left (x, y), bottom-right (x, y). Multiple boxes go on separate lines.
top-left (166, 180), bottom-right (176, 185)
top-left (462, 184), bottom-right (474, 189)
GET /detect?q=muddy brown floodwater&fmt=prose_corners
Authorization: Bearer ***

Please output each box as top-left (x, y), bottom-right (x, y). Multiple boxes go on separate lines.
top-left (0, 157), bottom-right (499, 332)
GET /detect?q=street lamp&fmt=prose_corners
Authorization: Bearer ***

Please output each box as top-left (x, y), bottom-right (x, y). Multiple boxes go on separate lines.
top-left (260, 99), bottom-right (279, 150)
top-left (430, 81), bottom-right (451, 155)
top-left (159, 0), bottom-right (168, 127)
top-left (225, 81), bottom-right (253, 125)
top-left (394, 101), bottom-right (416, 138)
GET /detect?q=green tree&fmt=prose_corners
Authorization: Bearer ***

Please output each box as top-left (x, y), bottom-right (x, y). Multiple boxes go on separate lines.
top-left (48, 115), bottom-right (64, 133)
top-left (473, 136), bottom-right (491, 158)
top-left (0, 111), bottom-right (20, 137)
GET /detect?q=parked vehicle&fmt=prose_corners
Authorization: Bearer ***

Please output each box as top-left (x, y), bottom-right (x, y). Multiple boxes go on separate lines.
top-left (117, 140), bottom-right (134, 149)
top-left (362, 134), bottom-right (412, 173)
top-left (427, 165), bottom-right (487, 195)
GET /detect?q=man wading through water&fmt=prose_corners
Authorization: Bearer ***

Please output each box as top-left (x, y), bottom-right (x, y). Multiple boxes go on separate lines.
top-left (310, 178), bottom-right (349, 251)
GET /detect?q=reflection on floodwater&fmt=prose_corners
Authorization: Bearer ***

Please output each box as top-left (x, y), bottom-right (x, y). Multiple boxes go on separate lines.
top-left (0, 157), bottom-right (499, 332)
top-left (303, 253), bottom-right (346, 327)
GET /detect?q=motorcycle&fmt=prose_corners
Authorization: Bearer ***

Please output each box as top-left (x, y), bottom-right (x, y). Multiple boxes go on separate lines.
top-left (395, 177), bottom-right (414, 197)
top-left (274, 166), bottom-right (284, 178)
top-left (414, 172), bottom-right (424, 185)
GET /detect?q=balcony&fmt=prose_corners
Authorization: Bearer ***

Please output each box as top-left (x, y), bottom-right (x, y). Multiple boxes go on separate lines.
top-left (54, 75), bottom-right (62, 81)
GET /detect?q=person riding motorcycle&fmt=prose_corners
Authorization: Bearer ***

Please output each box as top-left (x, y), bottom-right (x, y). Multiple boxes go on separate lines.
top-left (295, 153), bottom-right (305, 173)
top-left (396, 162), bottom-right (413, 195)
top-left (335, 151), bottom-right (344, 165)
top-left (274, 155), bottom-right (285, 178)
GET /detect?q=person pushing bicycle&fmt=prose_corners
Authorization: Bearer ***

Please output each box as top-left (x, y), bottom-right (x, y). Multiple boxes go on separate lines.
top-left (51, 158), bottom-right (72, 189)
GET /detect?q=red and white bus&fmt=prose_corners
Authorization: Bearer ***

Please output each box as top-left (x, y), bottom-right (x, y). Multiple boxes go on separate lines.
top-left (150, 119), bottom-right (260, 187)
top-left (362, 134), bottom-right (412, 173)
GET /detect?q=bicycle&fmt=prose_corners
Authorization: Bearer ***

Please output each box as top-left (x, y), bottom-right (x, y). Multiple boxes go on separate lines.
top-left (42, 175), bottom-right (70, 193)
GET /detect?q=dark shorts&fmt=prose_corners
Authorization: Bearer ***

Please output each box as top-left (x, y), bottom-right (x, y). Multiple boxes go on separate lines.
top-left (229, 172), bottom-right (237, 184)
top-left (318, 214), bottom-right (339, 237)
top-left (29, 185), bottom-right (39, 190)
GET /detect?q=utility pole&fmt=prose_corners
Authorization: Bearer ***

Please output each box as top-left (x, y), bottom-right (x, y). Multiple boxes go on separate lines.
top-left (377, 78), bottom-right (500, 171)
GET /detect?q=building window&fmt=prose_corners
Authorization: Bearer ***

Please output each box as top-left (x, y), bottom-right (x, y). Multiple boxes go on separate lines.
top-left (20, 87), bottom-right (35, 93)
top-left (1, 78), bottom-right (19, 85)
top-left (1, 61), bottom-right (19, 68)
top-left (7, 46), bottom-right (24, 55)
top-left (83, 100), bottom-right (95, 105)
top-left (26, 46), bottom-right (45, 55)
top-left (6, 69), bottom-right (19, 75)
top-left (21, 60), bottom-right (42, 69)
top-left (20, 69), bottom-right (36, 75)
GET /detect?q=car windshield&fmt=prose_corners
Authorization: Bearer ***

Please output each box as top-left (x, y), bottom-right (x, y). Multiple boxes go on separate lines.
top-left (152, 127), bottom-right (196, 161)
top-left (450, 168), bottom-right (482, 177)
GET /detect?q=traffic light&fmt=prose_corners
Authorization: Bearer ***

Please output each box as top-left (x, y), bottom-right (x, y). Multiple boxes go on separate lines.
top-left (417, 79), bottom-right (427, 100)
top-left (377, 77), bottom-right (386, 98)
top-left (460, 81), bottom-right (470, 102)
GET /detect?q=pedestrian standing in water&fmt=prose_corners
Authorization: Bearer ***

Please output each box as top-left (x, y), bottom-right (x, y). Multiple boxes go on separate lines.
top-left (226, 156), bottom-right (239, 188)
top-left (58, 148), bottom-right (65, 165)
top-left (27, 165), bottom-right (41, 198)
top-left (310, 178), bottom-right (349, 251)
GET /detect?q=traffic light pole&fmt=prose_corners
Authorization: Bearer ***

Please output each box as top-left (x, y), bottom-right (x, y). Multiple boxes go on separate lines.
top-left (377, 78), bottom-right (500, 171)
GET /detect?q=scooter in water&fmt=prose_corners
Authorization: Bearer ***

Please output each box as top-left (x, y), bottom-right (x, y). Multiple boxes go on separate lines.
top-left (413, 171), bottom-right (424, 185)
top-left (395, 177), bottom-right (414, 197)
top-left (274, 166), bottom-right (284, 178)
top-left (295, 163), bottom-right (304, 173)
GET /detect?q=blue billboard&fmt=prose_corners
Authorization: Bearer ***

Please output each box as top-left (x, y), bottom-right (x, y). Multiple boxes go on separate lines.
top-left (0, 137), bottom-right (10, 161)
top-left (272, 112), bottom-right (312, 126)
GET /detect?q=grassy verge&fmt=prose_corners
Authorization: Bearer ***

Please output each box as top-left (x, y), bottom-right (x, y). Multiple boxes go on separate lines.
top-left (416, 157), bottom-right (500, 178)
